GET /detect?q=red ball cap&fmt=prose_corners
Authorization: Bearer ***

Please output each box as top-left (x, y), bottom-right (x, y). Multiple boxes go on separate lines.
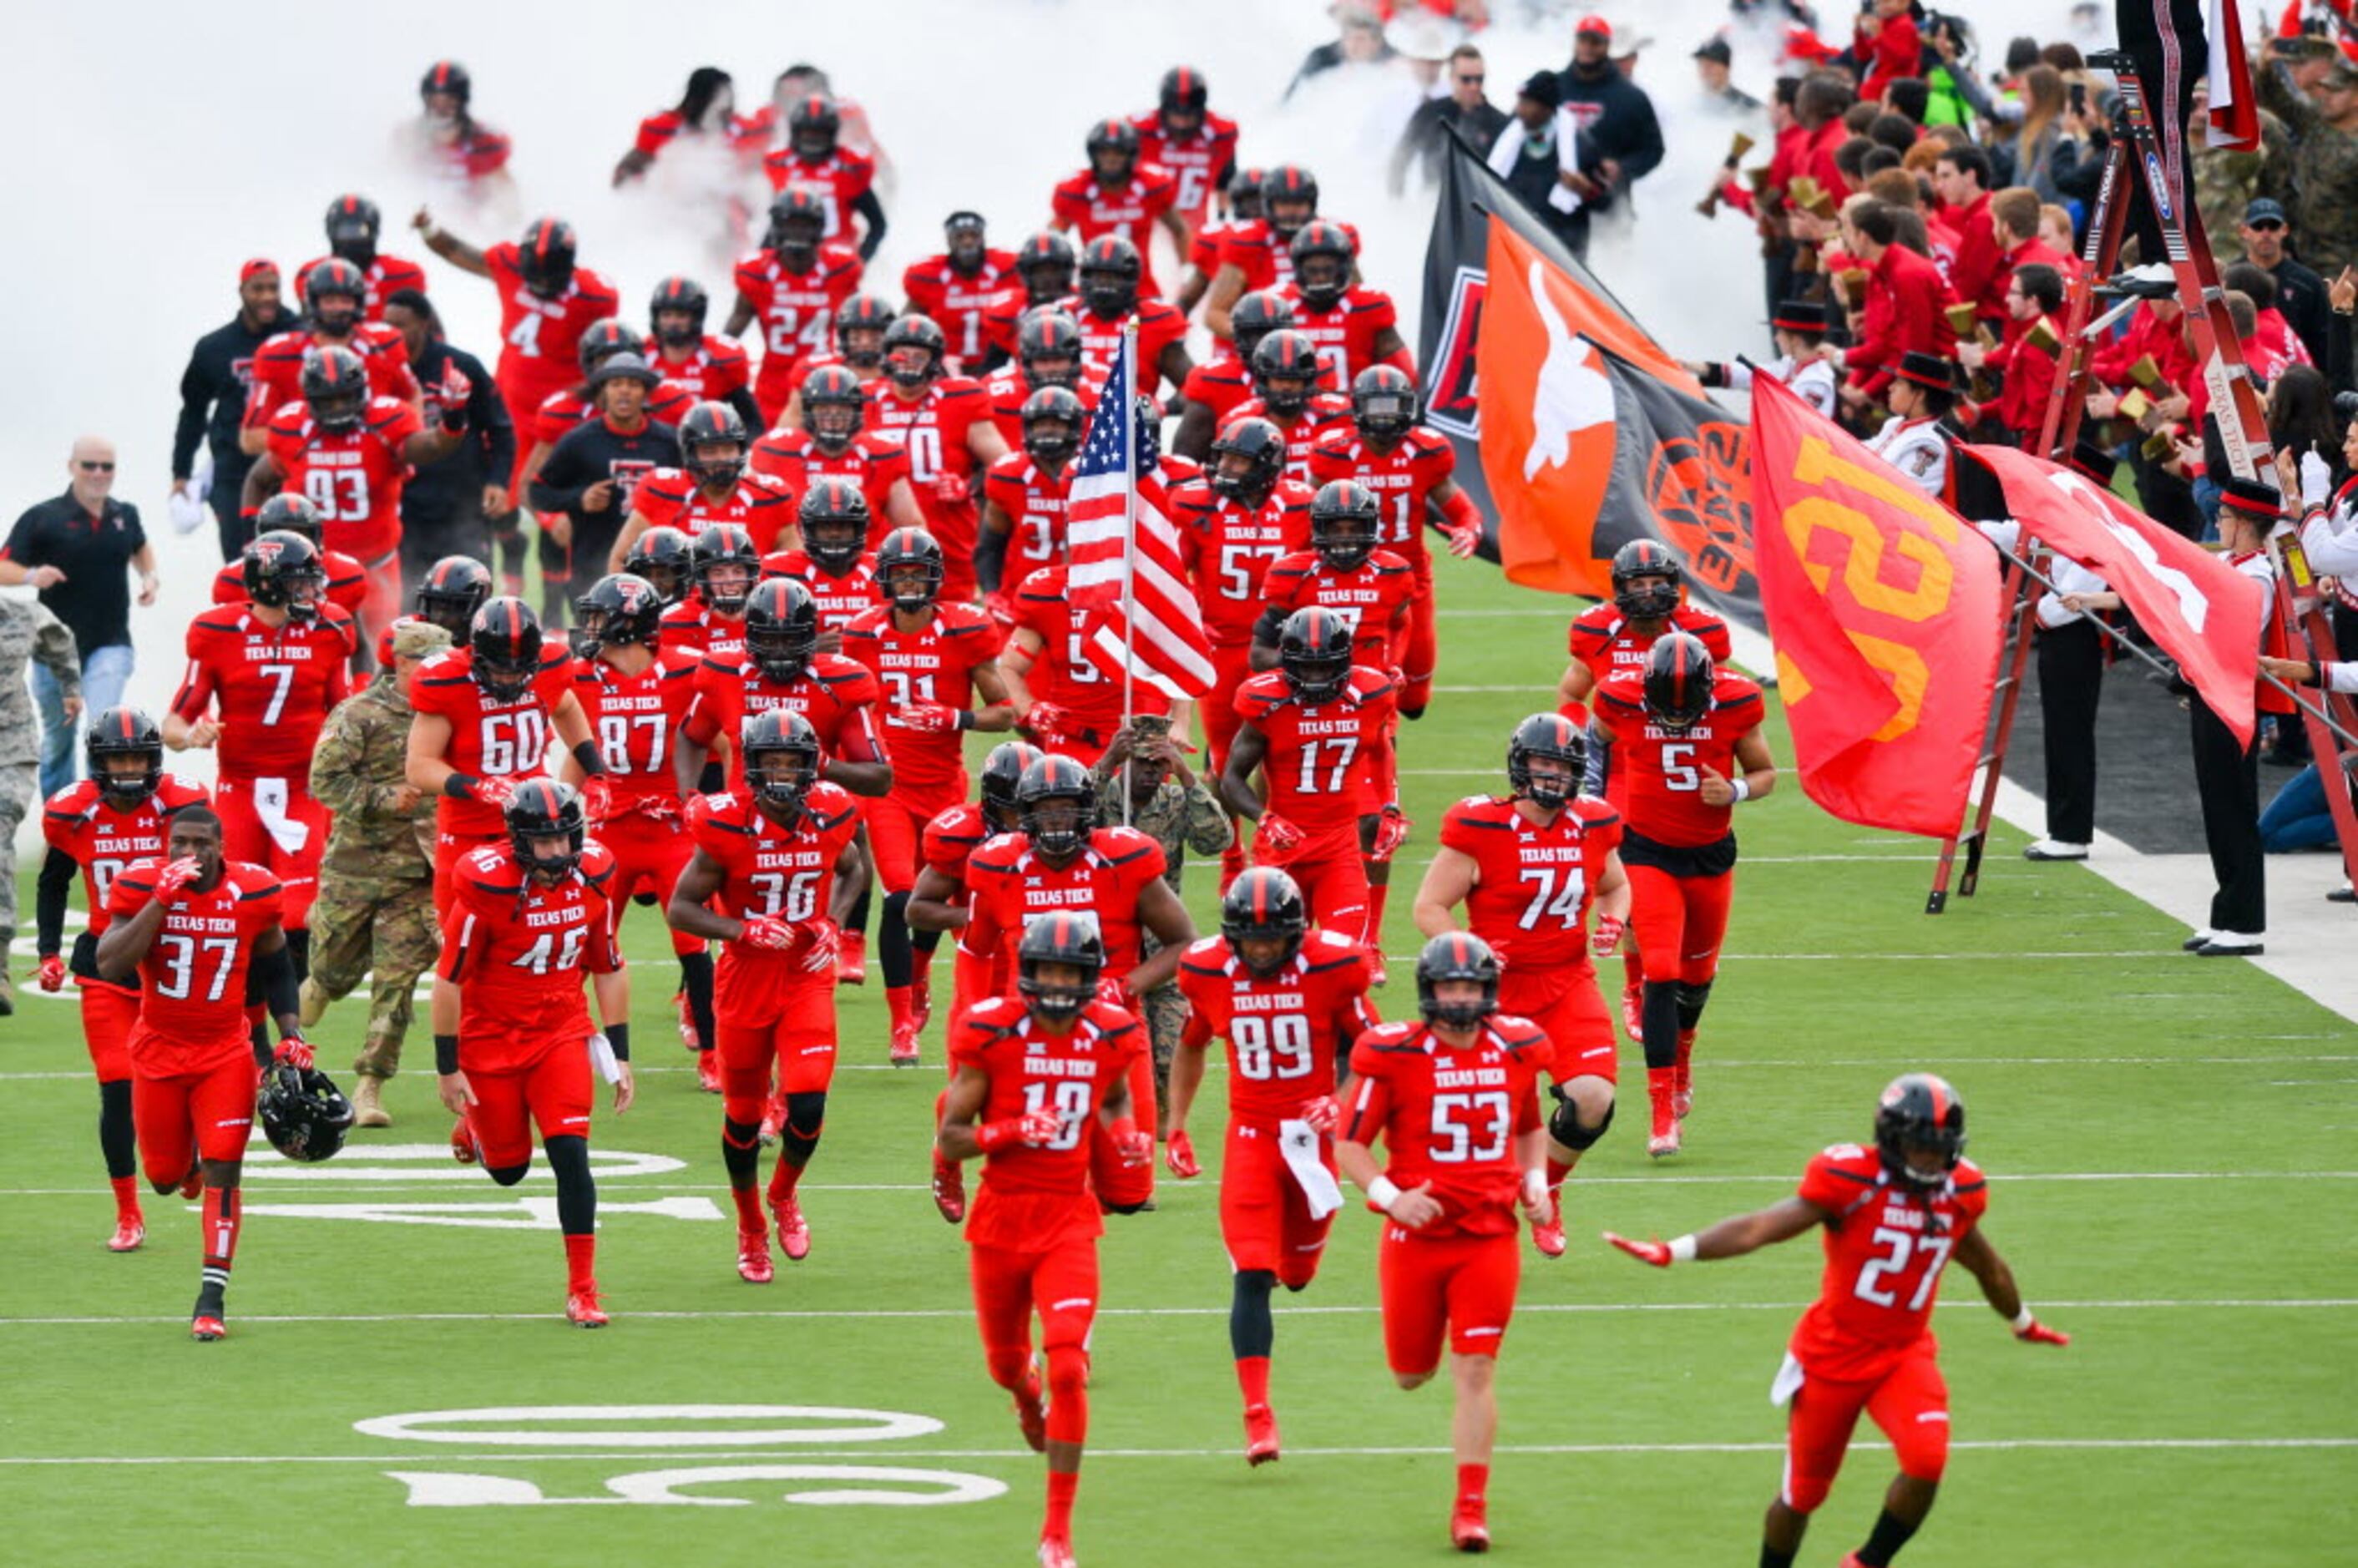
top-left (1576, 13), bottom-right (1613, 40)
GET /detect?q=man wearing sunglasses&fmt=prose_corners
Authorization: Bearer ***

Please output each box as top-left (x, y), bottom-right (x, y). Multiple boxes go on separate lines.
top-left (1, 437), bottom-right (159, 797)
top-left (1389, 44), bottom-right (1507, 197)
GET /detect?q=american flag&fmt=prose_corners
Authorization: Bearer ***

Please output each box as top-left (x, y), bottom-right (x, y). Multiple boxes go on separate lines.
top-left (1065, 329), bottom-right (1215, 699)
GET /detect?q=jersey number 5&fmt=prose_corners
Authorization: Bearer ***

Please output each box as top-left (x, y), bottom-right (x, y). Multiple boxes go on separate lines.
top-left (1660, 741), bottom-right (1700, 792)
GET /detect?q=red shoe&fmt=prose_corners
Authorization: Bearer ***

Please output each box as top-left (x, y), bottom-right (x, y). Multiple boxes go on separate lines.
top-left (1839, 1556), bottom-right (1869, 1568)
top-left (759, 1091), bottom-right (785, 1146)
top-left (696, 1051), bottom-right (723, 1095)
top-left (931, 1151), bottom-right (967, 1224)
top-left (449, 1115), bottom-right (479, 1166)
top-left (1647, 1100), bottom-right (1682, 1159)
top-left (1620, 980), bottom-right (1644, 1041)
top-left (1036, 1535), bottom-right (1075, 1568)
top-left (177, 1162), bottom-right (203, 1199)
top-left (107, 1217), bottom-right (145, 1253)
top-left (836, 930), bottom-right (868, 985)
top-left (1674, 1031), bottom-right (1696, 1120)
top-left (1531, 1204), bottom-right (1567, 1259)
top-left (566, 1287), bottom-right (609, 1328)
top-left (674, 989), bottom-right (699, 1050)
top-left (1013, 1377), bottom-right (1048, 1453)
top-left (1450, 1501), bottom-right (1490, 1553)
top-left (772, 1192), bottom-right (812, 1261)
top-left (910, 975), bottom-right (932, 1034)
top-left (1243, 1403), bottom-right (1281, 1466)
top-left (736, 1228), bottom-right (774, 1284)
top-left (889, 1019), bottom-right (922, 1069)
top-left (1672, 1077), bottom-right (1694, 1122)
top-left (190, 1313), bottom-right (227, 1343)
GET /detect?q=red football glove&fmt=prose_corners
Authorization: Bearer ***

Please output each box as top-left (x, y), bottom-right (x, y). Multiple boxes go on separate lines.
top-left (933, 473), bottom-right (972, 505)
top-left (579, 776), bottom-right (615, 822)
top-left (1368, 805), bottom-right (1412, 862)
top-left (150, 857), bottom-right (205, 903)
top-left (274, 1037), bottom-right (315, 1071)
top-left (34, 954), bottom-right (66, 993)
top-left (903, 703), bottom-right (961, 735)
top-left (1603, 1231), bottom-right (1675, 1267)
top-left (1165, 1129), bottom-right (1201, 1178)
top-left (1589, 913), bottom-right (1626, 959)
top-left (1020, 702), bottom-right (1067, 746)
top-left (977, 1110), bottom-right (1062, 1151)
top-left (1111, 1124), bottom-right (1154, 1167)
top-left (469, 776), bottom-right (516, 808)
top-left (1298, 1095), bottom-right (1341, 1135)
top-left (739, 914), bottom-right (793, 951)
top-left (800, 918), bottom-right (841, 974)
top-left (1256, 812), bottom-right (1305, 853)
top-left (1094, 976), bottom-right (1131, 1011)
top-left (2015, 1317), bottom-right (2071, 1347)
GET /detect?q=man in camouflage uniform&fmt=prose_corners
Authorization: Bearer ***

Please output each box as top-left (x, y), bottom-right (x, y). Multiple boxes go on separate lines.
top-left (0, 590), bottom-right (79, 1015)
top-left (1091, 715), bottom-right (1232, 1120)
top-left (2191, 102), bottom-right (2292, 265)
top-left (302, 619), bottom-right (449, 1125)
top-left (2259, 52), bottom-right (2358, 279)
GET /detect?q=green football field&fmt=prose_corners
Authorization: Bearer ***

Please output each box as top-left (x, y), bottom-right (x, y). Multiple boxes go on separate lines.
top-left (4, 549), bottom-right (2353, 1567)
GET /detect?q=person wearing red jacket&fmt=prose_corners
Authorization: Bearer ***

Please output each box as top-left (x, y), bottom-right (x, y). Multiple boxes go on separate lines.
top-left (1988, 187), bottom-right (2073, 293)
top-left (1838, 204), bottom-right (1958, 409)
top-left (1855, 0), bottom-right (1921, 100)
top-left (1933, 145), bottom-right (2005, 324)
top-left (1966, 264), bottom-right (2067, 448)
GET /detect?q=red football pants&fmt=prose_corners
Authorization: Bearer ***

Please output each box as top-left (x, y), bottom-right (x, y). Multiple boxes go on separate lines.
top-left (1626, 862), bottom-right (1735, 986)
top-left (862, 792), bottom-right (944, 897)
top-left (467, 1037), bottom-right (595, 1170)
top-left (133, 1050), bottom-right (260, 1185)
top-left (969, 1234), bottom-right (1100, 1365)
top-left (1500, 963), bottom-right (1617, 1085)
top-left (1220, 1119), bottom-right (1336, 1286)
top-left (1379, 1226), bottom-right (1521, 1376)
top-left (1196, 644), bottom-right (1258, 778)
top-left (215, 776), bottom-right (331, 928)
top-left (1780, 1347), bottom-right (1951, 1512)
top-left (77, 978), bottom-right (139, 1082)
top-left (1399, 549), bottom-right (1437, 708)
top-left (716, 976), bottom-right (838, 1118)
top-left (599, 812), bottom-right (701, 955)
top-left (1255, 827), bottom-right (1369, 943)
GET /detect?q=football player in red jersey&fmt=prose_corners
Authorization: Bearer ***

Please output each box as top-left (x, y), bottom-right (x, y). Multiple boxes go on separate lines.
top-left (903, 210), bottom-right (1018, 370)
top-left (1559, 539), bottom-right (1736, 1037)
top-left (1222, 609), bottom-right (1395, 945)
top-left (1204, 164), bottom-right (1329, 335)
top-left (1252, 481), bottom-right (1418, 933)
top-left (606, 402), bottom-right (792, 572)
top-left (298, 195), bottom-right (428, 322)
top-left (1337, 932), bottom-right (1552, 1554)
top-left (843, 527), bottom-right (1015, 1062)
top-left (865, 314), bottom-right (1005, 599)
top-left (244, 346), bottom-right (465, 639)
top-left (612, 66), bottom-right (749, 187)
top-left (433, 781), bottom-right (635, 1328)
top-left (413, 213), bottom-right (624, 493)
top-left (760, 92), bottom-right (887, 258)
top-left (561, 574), bottom-right (714, 1087)
top-left (1051, 119), bottom-right (1190, 300)
top-left (1167, 867), bottom-right (1379, 1464)
top-left (208, 493), bottom-right (370, 625)
top-left (1275, 221), bottom-right (1414, 388)
top-left (663, 524), bottom-right (761, 668)
top-left (1414, 714), bottom-right (1631, 1260)
top-left (979, 231), bottom-right (1078, 363)
top-left (679, 576), bottom-right (893, 807)
top-left (746, 363), bottom-right (923, 548)
top-left (977, 385), bottom-right (1085, 608)
top-left (774, 293), bottom-right (894, 422)
top-left (412, 554), bottom-right (493, 641)
top-left (981, 311), bottom-right (1094, 452)
top-left (1222, 330), bottom-right (1353, 484)
top-left (666, 711), bottom-right (869, 1272)
top-left (1172, 290), bottom-right (1299, 458)
top-left (404, 60), bottom-right (515, 202)
top-left (1002, 558), bottom-right (1171, 769)
top-left (33, 711), bottom-right (210, 1252)
top-left (1606, 1075), bottom-right (2070, 1568)
top-left (240, 258), bottom-right (422, 448)
top-left (647, 276), bottom-right (761, 429)
top-left (406, 595), bottom-right (601, 912)
top-left (939, 912), bottom-right (1151, 1568)
top-left (761, 479), bottom-right (887, 634)
top-left (1064, 236), bottom-right (1193, 398)
top-left (1592, 632), bottom-right (1774, 1156)
top-left (623, 525), bottom-right (696, 609)
top-left (96, 805), bottom-right (312, 1341)
top-left (730, 190), bottom-right (866, 426)
top-left (165, 532), bottom-right (360, 964)
top-left (1133, 67), bottom-right (1240, 235)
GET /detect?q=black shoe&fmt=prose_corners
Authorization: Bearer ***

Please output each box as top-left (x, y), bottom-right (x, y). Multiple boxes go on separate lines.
top-left (2330, 886), bottom-right (2355, 905)
top-left (2181, 930), bottom-right (2214, 952)
top-left (2194, 933), bottom-right (2264, 957)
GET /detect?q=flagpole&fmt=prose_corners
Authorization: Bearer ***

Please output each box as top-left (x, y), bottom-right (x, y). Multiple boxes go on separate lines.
top-left (1119, 316), bottom-right (1141, 827)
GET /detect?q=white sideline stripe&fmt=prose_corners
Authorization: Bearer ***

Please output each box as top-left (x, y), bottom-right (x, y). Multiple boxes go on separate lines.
top-left (0, 1437), bottom-right (2347, 1465)
top-left (1382, 951), bottom-right (2192, 963)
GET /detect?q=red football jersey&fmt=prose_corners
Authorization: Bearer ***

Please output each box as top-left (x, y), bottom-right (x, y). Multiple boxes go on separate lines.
top-left (409, 645), bottom-right (577, 838)
top-left (1010, 564), bottom-right (1162, 741)
top-left (1439, 795), bottom-right (1622, 971)
top-left (244, 324), bottom-right (418, 427)
top-left (735, 243), bottom-right (864, 402)
top-left (1061, 297), bottom-right (1189, 393)
top-left (747, 429), bottom-right (910, 547)
top-left (1175, 929), bottom-right (1377, 1126)
top-left (842, 600), bottom-right (1004, 797)
top-left (649, 336), bottom-right (754, 405)
top-left (760, 146), bottom-right (878, 240)
top-left (532, 381), bottom-right (695, 452)
top-left (682, 653), bottom-right (888, 785)
top-left (570, 650), bottom-right (701, 814)
top-left (435, 842), bottom-right (622, 1070)
top-left (1789, 1143), bottom-right (1990, 1381)
top-left (210, 549), bottom-right (369, 622)
top-left (867, 378), bottom-right (991, 589)
top-left (1273, 283), bottom-right (1400, 387)
top-left (1260, 548), bottom-right (1415, 670)
top-left (963, 825), bottom-right (1168, 994)
top-left (263, 397), bottom-right (423, 561)
top-left (1214, 220), bottom-right (1360, 296)
top-left (631, 468), bottom-right (797, 544)
top-left (952, 993), bottom-right (1145, 1249)
top-left (1308, 427), bottom-right (1455, 564)
top-left (481, 245), bottom-right (623, 402)
top-left (107, 858), bottom-right (284, 1063)
top-left (1131, 109), bottom-right (1241, 228)
top-left (686, 782), bottom-right (863, 1001)
top-left (903, 250), bottom-right (1021, 366)
top-left (1174, 478), bottom-right (1315, 646)
top-left (921, 800), bottom-right (993, 893)
top-left (1233, 666), bottom-right (1398, 829)
top-left (1050, 166), bottom-right (1181, 294)
top-left (980, 452), bottom-right (1071, 594)
top-left (293, 253), bottom-right (430, 322)
top-left (660, 600), bottom-right (746, 665)
top-left (1567, 602), bottom-right (1735, 685)
top-left (760, 549), bottom-right (884, 632)
top-left (43, 776), bottom-right (211, 942)
top-left (1593, 670), bottom-right (1765, 847)
top-left (171, 604), bottom-right (359, 780)
top-left (983, 366), bottom-right (1101, 453)
top-left (1220, 396), bottom-right (1352, 486)
top-left (1342, 1015), bottom-right (1549, 1238)
top-left (1180, 353), bottom-right (1254, 429)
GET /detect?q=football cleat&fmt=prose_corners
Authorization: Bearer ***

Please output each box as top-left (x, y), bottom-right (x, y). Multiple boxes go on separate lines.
top-left (890, 1019), bottom-right (922, 1068)
top-left (190, 1313), bottom-right (227, 1343)
top-left (1036, 1535), bottom-right (1075, 1568)
top-left (736, 1229), bottom-right (774, 1284)
top-left (932, 1151), bottom-right (967, 1223)
top-left (1620, 979), bottom-right (1643, 1040)
top-left (107, 1218), bottom-right (145, 1253)
top-left (910, 975), bottom-right (932, 1034)
top-left (1531, 1205), bottom-right (1567, 1259)
top-left (836, 929), bottom-right (868, 984)
top-left (696, 1052), bottom-right (723, 1095)
top-left (1450, 1505), bottom-right (1490, 1553)
top-left (1647, 1123), bottom-right (1682, 1158)
top-left (1244, 1403), bottom-right (1281, 1466)
top-left (1673, 1084), bottom-right (1694, 1121)
top-left (566, 1287), bottom-right (610, 1328)
top-left (772, 1193), bottom-right (812, 1261)
top-left (449, 1115), bottom-right (480, 1166)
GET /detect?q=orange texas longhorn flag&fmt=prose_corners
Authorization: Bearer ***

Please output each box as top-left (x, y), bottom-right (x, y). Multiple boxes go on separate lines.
top-left (1748, 374), bottom-right (2005, 839)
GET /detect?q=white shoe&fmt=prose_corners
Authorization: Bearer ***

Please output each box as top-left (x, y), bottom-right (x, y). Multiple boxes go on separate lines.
top-left (2022, 838), bottom-right (2089, 862)
top-left (2194, 932), bottom-right (2264, 957)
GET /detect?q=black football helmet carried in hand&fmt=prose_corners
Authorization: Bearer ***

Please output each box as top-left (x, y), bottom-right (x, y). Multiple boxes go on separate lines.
top-left (1642, 631), bottom-right (1715, 733)
top-left (876, 526), bottom-right (946, 613)
top-left (1018, 910), bottom-right (1107, 1024)
top-left (691, 523), bottom-right (762, 615)
top-left (86, 706), bottom-right (165, 807)
top-left (741, 708), bottom-right (822, 821)
top-left (257, 1062), bottom-right (355, 1163)
top-left (1278, 606), bottom-right (1354, 706)
top-left (574, 573), bottom-right (664, 652)
top-left (469, 595), bottom-right (544, 702)
top-left (678, 401), bottom-right (749, 489)
top-left (1506, 712), bottom-right (1586, 812)
top-left (1309, 480), bottom-right (1381, 573)
top-left (625, 525), bottom-right (696, 605)
top-left (301, 345), bottom-right (370, 430)
top-left (517, 216), bottom-right (579, 297)
top-left (417, 555), bottom-right (493, 637)
top-left (1208, 417), bottom-right (1286, 507)
top-left (1415, 931), bottom-right (1501, 1032)
top-left (505, 777), bottom-right (587, 881)
top-left (801, 478), bottom-right (873, 573)
top-left (1874, 1073), bottom-right (1968, 1189)
top-left (1611, 538), bottom-right (1686, 620)
top-left (649, 275), bottom-right (710, 346)
top-left (978, 740), bottom-right (1046, 832)
top-left (744, 577), bottom-right (821, 685)
top-left (1352, 364), bottom-right (1418, 445)
top-left (242, 530), bottom-right (328, 620)
top-left (802, 364), bottom-right (868, 453)
top-left (1222, 867), bottom-right (1308, 978)
top-left (252, 493), bottom-right (326, 547)
top-left (1015, 754), bottom-right (1097, 858)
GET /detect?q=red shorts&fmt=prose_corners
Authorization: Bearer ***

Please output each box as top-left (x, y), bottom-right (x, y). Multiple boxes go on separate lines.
top-left (1500, 963), bottom-right (1617, 1085)
top-left (1626, 862), bottom-right (1735, 987)
top-left (861, 792), bottom-right (940, 897)
top-left (467, 1034), bottom-right (595, 1168)
top-left (433, 828), bottom-right (507, 915)
top-left (597, 811), bottom-right (700, 955)
top-left (1087, 1023), bottom-right (1156, 1211)
top-left (215, 776), bottom-right (331, 928)
top-left (1779, 1345), bottom-right (1951, 1513)
top-left (1379, 1225), bottom-right (1521, 1375)
top-left (1256, 827), bottom-right (1369, 943)
top-left (133, 1050), bottom-right (260, 1185)
top-left (1196, 644), bottom-right (1257, 775)
top-left (969, 1234), bottom-right (1100, 1358)
top-left (78, 977), bottom-right (139, 1081)
top-left (1220, 1118), bottom-right (1336, 1287)
top-left (1400, 551), bottom-right (1436, 708)
top-left (716, 975), bottom-right (837, 1104)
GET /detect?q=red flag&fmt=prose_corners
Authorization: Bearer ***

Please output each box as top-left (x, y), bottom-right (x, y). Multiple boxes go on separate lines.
top-left (1969, 443), bottom-right (2264, 746)
top-left (1749, 376), bottom-right (2006, 837)
top-left (2206, 0), bottom-right (2259, 151)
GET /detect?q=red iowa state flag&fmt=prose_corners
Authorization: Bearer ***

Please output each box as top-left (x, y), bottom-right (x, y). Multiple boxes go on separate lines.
top-left (1750, 376), bottom-right (2005, 837)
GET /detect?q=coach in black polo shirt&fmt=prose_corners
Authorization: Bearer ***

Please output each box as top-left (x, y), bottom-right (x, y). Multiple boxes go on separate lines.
top-left (0, 437), bottom-right (159, 797)
top-left (172, 259), bottom-right (299, 563)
